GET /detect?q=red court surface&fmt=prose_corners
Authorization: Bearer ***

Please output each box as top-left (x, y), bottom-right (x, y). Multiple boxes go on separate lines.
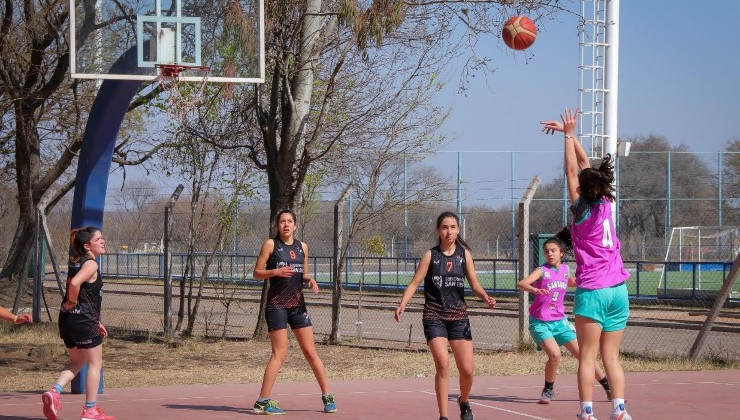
top-left (1, 369), bottom-right (737, 419)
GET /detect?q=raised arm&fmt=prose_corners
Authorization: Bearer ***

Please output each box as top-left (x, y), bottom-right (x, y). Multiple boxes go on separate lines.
top-left (541, 108), bottom-right (584, 202)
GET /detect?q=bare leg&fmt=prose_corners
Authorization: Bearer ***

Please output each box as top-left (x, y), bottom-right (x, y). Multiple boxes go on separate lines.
top-left (259, 329), bottom-right (289, 398)
top-left (53, 347), bottom-right (86, 389)
top-left (449, 339), bottom-right (474, 402)
top-left (564, 340), bottom-right (607, 381)
top-left (428, 337), bottom-right (451, 418)
top-left (539, 338), bottom-right (562, 383)
top-left (575, 315), bottom-right (602, 403)
top-left (293, 326), bottom-right (330, 394)
top-left (81, 345), bottom-right (103, 404)
top-left (600, 329), bottom-right (626, 399)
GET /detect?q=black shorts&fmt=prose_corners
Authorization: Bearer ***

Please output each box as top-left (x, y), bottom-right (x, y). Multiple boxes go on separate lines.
top-left (265, 305), bottom-right (312, 332)
top-left (423, 318), bottom-right (472, 342)
top-left (58, 312), bottom-right (103, 349)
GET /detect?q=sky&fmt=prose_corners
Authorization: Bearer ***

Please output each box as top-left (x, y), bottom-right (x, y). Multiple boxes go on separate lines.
top-left (439, 0), bottom-right (740, 154)
top-left (113, 1), bottom-right (740, 203)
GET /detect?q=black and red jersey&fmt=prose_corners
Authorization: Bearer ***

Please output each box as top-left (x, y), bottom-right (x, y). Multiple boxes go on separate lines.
top-left (423, 245), bottom-right (468, 321)
top-left (62, 256), bottom-right (103, 322)
top-left (266, 237), bottom-right (306, 308)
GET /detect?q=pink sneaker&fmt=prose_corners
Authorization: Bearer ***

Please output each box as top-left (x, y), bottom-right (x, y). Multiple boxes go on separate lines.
top-left (41, 389), bottom-right (61, 420)
top-left (80, 405), bottom-right (115, 420)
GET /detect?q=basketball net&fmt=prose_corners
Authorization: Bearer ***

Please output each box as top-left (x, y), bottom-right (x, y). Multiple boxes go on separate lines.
top-left (155, 64), bottom-right (211, 122)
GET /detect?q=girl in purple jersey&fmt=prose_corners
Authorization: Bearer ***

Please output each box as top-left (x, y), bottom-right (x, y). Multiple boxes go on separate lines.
top-left (517, 236), bottom-right (610, 405)
top-left (395, 212), bottom-right (496, 420)
top-left (541, 109), bottom-right (632, 420)
top-left (252, 210), bottom-right (336, 415)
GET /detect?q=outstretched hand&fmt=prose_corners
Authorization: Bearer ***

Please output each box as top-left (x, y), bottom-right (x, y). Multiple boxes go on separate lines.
top-left (540, 108), bottom-right (579, 135)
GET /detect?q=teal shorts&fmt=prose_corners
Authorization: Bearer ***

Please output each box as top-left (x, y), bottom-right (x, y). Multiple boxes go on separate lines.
top-left (574, 283), bottom-right (629, 332)
top-left (529, 317), bottom-right (576, 350)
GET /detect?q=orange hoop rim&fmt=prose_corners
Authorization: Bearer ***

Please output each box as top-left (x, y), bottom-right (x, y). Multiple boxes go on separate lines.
top-left (154, 63), bottom-right (211, 79)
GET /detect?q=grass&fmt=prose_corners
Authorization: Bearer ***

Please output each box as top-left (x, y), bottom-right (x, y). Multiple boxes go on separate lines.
top-left (1, 322), bottom-right (736, 393)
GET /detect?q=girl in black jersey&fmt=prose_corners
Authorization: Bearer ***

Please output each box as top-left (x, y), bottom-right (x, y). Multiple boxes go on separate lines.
top-left (42, 227), bottom-right (114, 420)
top-left (395, 212), bottom-right (496, 420)
top-left (251, 210), bottom-right (336, 415)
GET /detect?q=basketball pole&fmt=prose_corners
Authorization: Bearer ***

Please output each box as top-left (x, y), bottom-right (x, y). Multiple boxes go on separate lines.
top-left (604, 0), bottom-right (620, 220)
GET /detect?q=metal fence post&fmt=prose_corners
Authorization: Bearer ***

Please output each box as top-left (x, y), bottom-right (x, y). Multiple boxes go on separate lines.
top-left (517, 176), bottom-right (540, 346)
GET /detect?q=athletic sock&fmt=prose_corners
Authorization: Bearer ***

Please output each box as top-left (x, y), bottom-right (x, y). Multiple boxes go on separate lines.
top-left (612, 398), bottom-right (626, 413)
top-left (544, 380), bottom-right (554, 391)
top-left (84, 401), bottom-right (97, 409)
top-left (52, 383), bottom-right (63, 393)
top-left (598, 377), bottom-right (610, 390)
top-left (580, 401), bottom-right (594, 417)
top-left (257, 397), bottom-right (270, 403)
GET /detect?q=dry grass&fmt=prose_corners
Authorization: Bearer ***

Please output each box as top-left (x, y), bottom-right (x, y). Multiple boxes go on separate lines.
top-left (1, 322), bottom-right (736, 392)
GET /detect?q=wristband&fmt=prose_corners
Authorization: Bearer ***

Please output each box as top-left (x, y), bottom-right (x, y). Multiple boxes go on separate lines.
top-left (564, 134), bottom-right (575, 140)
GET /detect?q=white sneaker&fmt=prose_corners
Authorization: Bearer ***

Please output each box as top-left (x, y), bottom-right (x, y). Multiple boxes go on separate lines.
top-left (610, 411), bottom-right (632, 420)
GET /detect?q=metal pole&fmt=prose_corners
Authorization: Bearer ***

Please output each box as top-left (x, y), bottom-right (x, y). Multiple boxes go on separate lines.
top-left (666, 152), bottom-right (672, 247)
top-left (718, 152), bottom-right (723, 228)
top-left (605, 0), bottom-right (620, 222)
top-left (518, 176), bottom-right (540, 345)
top-left (404, 157), bottom-right (408, 262)
top-left (456, 151), bottom-right (462, 216)
top-left (511, 152), bottom-right (516, 257)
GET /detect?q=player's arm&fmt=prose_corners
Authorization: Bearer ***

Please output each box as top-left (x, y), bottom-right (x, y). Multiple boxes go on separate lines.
top-left (63, 260), bottom-right (98, 310)
top-left (567, 274), bottom-right (577, 288)
top-left (463, 249), bottom-right (496, 308)
top-left (395, 250), bottom-right (431, 321)
top-left (252, 239), bottom-right (285, 279)
top-left (541, 109), bottom-right (582, 202)
top-left (517, 268), bottom-right (547, 295)
top-left (301, 242), bottom-right (319, 293)
top-left (0, 305), bottom-right (31, 324)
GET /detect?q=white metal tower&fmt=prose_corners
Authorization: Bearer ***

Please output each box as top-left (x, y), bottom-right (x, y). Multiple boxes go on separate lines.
top-left (578, 0), bottom-right (619, 161)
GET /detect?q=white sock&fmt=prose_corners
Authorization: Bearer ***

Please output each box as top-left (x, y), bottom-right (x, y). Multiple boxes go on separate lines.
top-left (580, 402), bottom-right (594, 417)
top-left (612, 398), bottom-right (626, 413)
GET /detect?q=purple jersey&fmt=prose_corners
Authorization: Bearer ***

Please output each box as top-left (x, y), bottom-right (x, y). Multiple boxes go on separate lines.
top-left (529, 263), bottom-right (569, 321)
top-left (570, 197), bottom-right (630, 290)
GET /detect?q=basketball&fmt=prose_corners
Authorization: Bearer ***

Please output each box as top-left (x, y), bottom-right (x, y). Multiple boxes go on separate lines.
top-left (502, 16), bottom-right (537, 50)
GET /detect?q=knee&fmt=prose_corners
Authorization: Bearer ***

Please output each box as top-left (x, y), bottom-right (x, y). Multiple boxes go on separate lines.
top-left (548, 350), bottom-right (562, 364)
top-left (435, 361), bottom-right (450, 378)
top-left (271, 346), bottom-right (288, 362)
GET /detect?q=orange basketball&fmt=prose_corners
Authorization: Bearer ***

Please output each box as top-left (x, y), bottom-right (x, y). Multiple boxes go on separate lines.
top-left (502, 16), bottom-right (537, 50)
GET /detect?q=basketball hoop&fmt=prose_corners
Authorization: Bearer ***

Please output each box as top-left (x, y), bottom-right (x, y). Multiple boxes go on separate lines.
top-left (155, 63), bottom-right (211, 121)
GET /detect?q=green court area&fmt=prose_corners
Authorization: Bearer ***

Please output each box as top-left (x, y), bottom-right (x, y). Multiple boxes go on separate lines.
top-left (329, 267), bottom-right (738, 299)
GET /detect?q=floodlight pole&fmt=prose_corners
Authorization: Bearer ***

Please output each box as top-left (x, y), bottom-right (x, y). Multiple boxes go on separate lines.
top-left (604, 0), bottom-right (620, 220)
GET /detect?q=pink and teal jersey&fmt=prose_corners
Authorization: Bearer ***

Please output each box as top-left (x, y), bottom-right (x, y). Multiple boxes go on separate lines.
top-left (570, 197), bottom-right (630, 290)
top-left (529, 263), bottom-right (570, 321)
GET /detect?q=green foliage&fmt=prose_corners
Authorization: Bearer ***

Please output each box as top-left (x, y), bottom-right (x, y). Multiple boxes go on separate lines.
top-left (361, 235), bottom-right (386, 255)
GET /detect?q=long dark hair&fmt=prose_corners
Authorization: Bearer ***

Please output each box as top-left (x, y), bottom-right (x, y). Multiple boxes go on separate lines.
top-left (578, 153), bottom-right (616, 202)
top-left (552, 226), bottom-right (573, 254)
top-left (69, 227), bottom-right (100, 263)
top-left (436, 211), bottom-right (471, 251)
top-left (546, 228), bottom-right (572, 255)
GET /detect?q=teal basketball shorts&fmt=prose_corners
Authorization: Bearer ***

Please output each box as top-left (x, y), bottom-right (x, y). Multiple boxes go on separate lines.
top-left (529, 317), bottom-right (577, 350)
top-left (574, 282), bottom-right (629, 332)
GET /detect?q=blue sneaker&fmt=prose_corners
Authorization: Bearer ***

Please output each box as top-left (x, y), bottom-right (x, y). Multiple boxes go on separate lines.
top-left (322, 394), bottom-right (337, 413)
top-left (253, 399), bottom-right (285, 415)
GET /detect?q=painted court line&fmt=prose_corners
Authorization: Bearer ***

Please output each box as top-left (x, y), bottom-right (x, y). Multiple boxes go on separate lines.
top-left (419, 390), bottom-right (554, 420)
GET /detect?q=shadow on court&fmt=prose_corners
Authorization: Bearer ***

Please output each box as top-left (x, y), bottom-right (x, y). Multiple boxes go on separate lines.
top-left (1, 370), bottom-right (737, 419)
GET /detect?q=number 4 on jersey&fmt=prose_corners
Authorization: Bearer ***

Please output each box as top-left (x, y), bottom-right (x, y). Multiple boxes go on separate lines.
top-left (601, 219), bottom-right (614, 248)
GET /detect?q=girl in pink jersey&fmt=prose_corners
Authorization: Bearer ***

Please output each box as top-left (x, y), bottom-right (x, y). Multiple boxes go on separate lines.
top-left (517, 236), bottom-right (610, 404)
top-left (541, 109), bottom-right (631, 420)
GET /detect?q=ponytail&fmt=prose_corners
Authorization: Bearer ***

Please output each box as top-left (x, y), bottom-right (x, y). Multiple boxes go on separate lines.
top-left (69, 227), bottom-right (99, 263)
top-left (553, 226), bottom-right (573, 254)
top-left (578, 153), bottom-right (616, 202)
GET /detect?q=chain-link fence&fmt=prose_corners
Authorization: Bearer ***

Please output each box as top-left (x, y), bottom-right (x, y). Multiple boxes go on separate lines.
top-left (2, 149), bottom-right (738, 361)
